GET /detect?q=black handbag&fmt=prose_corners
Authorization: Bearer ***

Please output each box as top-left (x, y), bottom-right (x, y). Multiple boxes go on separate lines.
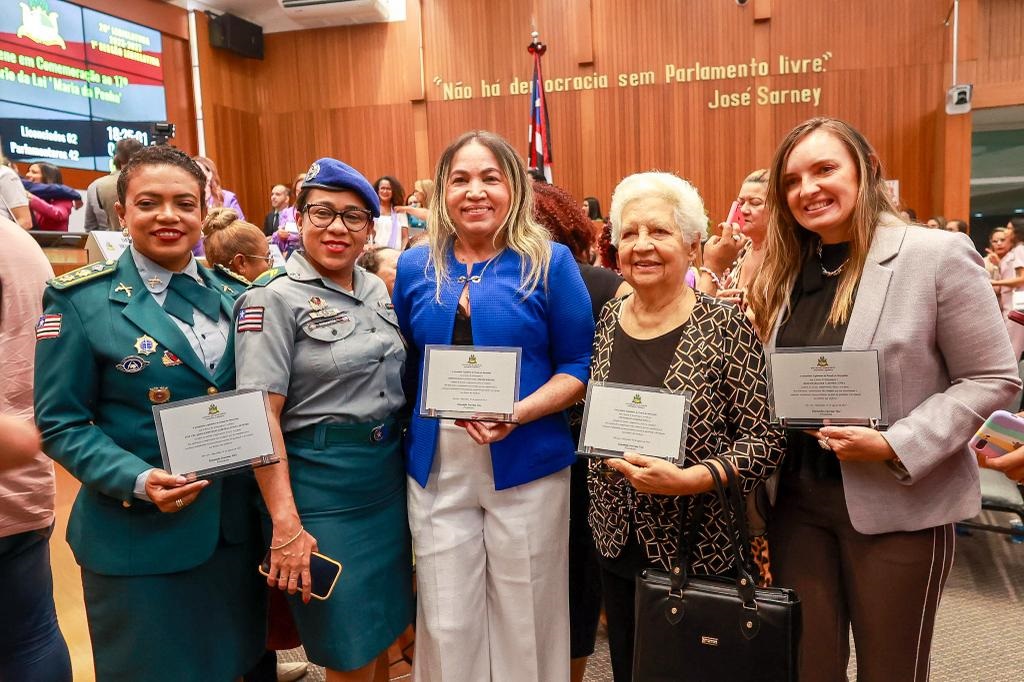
top-left (632, 455), bottom-right (801, 682)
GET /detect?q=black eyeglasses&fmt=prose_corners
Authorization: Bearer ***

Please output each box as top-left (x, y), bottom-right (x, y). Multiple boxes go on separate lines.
top-left (303, 204), bottom-right (373, 231)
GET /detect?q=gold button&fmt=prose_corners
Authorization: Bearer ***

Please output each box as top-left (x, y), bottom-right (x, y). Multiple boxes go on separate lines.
top-left (122, 500), bottom-right (132, 508)
top-left (207, 387), bottom-right (218, 395)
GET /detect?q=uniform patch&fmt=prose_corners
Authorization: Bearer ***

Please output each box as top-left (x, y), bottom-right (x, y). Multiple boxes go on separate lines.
top-left (116, 355), bottom-right (150, 373)
top-left (148, 386), bottom-right (171, 404)
top-left (134, 335), bottom-right (159, 356)
top-left (162, 350), bottom-right (183, 367)
top-left (237, 306), bottom-right (265, 332)
top-left (35, 314), bottom-right (62, 340)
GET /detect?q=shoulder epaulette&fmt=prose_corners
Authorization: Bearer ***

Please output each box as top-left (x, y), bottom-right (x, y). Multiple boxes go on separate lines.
top-left (215, 263), bottom-right (252, 285)
top-left (251, 267), bottom-right (288, 287)
top-left (49, 260), bottom-right (117, 289)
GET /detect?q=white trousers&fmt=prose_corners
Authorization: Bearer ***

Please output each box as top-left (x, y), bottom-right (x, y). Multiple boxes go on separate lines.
top-left (407, 422), bottom-right (571, 682)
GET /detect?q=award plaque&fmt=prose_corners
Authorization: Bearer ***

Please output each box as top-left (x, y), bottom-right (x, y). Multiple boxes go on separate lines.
top-left (153, 388), bottom-right (278, 479)
top-left (768, 347), bottom-right (886, 428)
top-left (420, 345), bottom-right (521, 422)
top-left (577, 381), bottom-right (692, 462)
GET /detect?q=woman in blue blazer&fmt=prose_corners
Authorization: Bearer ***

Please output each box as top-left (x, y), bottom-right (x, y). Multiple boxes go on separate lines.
top-left (393, 131), bottom-right (594, 682)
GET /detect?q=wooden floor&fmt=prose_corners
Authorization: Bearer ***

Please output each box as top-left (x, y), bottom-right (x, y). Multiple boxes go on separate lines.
top-left (50, 464), bottom-right (95, 682)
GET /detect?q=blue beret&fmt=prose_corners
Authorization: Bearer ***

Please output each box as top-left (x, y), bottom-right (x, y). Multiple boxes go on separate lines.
top-left (301, 158), bottom-right (381, 218)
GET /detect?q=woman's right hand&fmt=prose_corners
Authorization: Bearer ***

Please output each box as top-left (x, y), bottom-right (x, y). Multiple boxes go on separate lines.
top-left (266, 524), bottom-right (319, 603)
top-left (145, 469), bottom-right (209, 513)
top-left (703, 222), bottom-right (745, 273)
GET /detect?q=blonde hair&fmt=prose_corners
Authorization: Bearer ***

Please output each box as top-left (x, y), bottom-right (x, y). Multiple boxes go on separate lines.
top-left (202, 208), bottom-right (266, 270)
top-left (426, 131), bottom-right (551, 300)
top-left (193, 155), bottom-right (224, 207)
top-left (415, 178), bottom-right (435, 207)
top-left (748, 117), bottom-right (901, 337)
top-left (608, 172), bottom-right (706, 247)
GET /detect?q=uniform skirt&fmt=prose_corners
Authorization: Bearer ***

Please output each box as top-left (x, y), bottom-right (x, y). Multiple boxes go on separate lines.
top-left (276, 418), bottom-right (414, 671)
top-left (81, 537), bottom-right (266, 682)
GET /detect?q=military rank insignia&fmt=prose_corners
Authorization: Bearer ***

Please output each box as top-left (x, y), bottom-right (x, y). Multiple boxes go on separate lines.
top-left (237, 306), bottom-right (265, 333)
top-left (35, 314), bottom-right (62, 340)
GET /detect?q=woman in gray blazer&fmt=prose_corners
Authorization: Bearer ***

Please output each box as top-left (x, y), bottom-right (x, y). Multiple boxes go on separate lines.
top-left (747, 117), bottom-right (1021, 682)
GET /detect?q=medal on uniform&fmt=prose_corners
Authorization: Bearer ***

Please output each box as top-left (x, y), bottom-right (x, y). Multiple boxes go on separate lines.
top-left (115, 355), bottom-right (150, 373)
top-left (148, 386), bottom-right (171, 404)
top-left (223, 284), bottom-right (235, 294)
top-left (309, 296), bottom-right (327, 311)
top-left (308, 295), bottom-right (343, 320)
top-left (134, 335), bottom-right (159, 356)
top-left (114, 283), bottom-right (133, 297)
top-left (162, 350), bottom-right (183, 367)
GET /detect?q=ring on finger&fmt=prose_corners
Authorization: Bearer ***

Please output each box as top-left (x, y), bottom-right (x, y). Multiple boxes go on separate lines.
top-left (732, 234), bottom-right (742, 242)
top-left (175, 499), bottom-right (184, 509)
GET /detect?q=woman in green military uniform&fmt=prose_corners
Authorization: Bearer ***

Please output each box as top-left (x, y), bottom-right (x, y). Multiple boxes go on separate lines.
top-left (234, 158), bottom-right (413, 682)
top-left (33, 146), bottom-right (265, 682)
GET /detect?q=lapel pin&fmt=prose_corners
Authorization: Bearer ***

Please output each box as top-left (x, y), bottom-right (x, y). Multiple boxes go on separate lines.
top-left (161, 350), bottom-right (183, 367)
top-left (148, 386), bottom-right (171, 404)
top-left (134, 335), bottom-right (159, 356)
top-left (115, 355), bottom-right (149, 373)
top-left (114, 283), bottom-right (133, 297)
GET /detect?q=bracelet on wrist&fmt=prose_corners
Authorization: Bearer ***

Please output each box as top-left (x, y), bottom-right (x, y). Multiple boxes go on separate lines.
top-left (699, 266), bottom-right (723, 289)
top-left (270, 525), bottom-right (304, 550)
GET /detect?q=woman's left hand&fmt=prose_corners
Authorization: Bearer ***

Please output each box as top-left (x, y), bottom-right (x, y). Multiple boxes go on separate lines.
top-left (606, 453), bottom-right (699, 495)
top-left (455, 418), bottom-right (518, 445)
top-left (811, 425), bottom-right (896, 462)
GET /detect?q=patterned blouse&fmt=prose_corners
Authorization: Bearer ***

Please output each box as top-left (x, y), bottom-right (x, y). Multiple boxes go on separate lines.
top-left (588, 292), bottom-right (785, 575)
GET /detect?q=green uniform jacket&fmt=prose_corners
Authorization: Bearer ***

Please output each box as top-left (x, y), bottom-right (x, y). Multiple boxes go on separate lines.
top-left (34, 250), bottom-right (252, 577)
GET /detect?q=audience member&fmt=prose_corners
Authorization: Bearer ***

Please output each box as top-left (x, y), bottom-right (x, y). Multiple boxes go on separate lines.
top-left (357, 245), bottom-right (399, 295)
top-left (581, 196), bottom-right (606, 263)
top-left (34, 145), bottom-right (267, 681)
top-left (926, 215), bottom-right (947, 229)
top-left (393, 131), bottom-right (593, 682)
top-left (0, 153), bottom-right (31, 229)
top-left (747, 116), bottom-right (1020, 682)
top-left (84, 138), bottom-right (144, 231)
top-left (533, 181), bottom-right (627, 682)
top-left (990, 218), bottom-right (1024, 358)
top-left (263, 184), bottom-right (292, 236)
top-left (589, 171), bottom-right (783, 682)
top-left (25, 163), bottom-right (76, 231)
top-left (193, 155), bottom-right (244, 218)
top-left (947, 218), bottom-right (967, 233)
top-left (371, 176), bottom-right (409, 249)
top-left (0, 215), bottom-right (72, 682)
top-left (699, 168), bottom-right (769, 304)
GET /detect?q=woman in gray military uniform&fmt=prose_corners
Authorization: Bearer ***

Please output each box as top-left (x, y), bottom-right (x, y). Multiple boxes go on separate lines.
top-left (234, 157), bottom-right (413, 681)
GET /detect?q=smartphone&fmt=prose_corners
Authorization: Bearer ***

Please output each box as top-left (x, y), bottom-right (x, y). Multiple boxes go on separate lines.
top-left (725, 200), bottom-right (745, 229)
top-left (259, 550), bottom-right (343, 601)
top-left (969, 410), bottom-right (1024, 459)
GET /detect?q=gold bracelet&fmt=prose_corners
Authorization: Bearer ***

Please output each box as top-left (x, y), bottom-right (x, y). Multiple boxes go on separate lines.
top-left (269, 526), bottom-right (304, 550)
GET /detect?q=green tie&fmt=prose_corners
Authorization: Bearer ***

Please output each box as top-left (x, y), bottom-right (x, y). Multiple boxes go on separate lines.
top-left (164, 274), bottom-right (221, 326)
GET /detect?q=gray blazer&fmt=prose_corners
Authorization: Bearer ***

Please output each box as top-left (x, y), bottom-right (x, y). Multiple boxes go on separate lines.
top-left (768, 216), bottom-right (1021, 534)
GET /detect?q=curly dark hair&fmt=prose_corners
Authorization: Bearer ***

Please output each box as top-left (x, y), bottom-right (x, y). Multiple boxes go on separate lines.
top-left (117, 145), bottom-right (206, 206)
top-left (374, 175), bottom-right (406, 208)
top-left (531, 182), bottom-right (593, 263)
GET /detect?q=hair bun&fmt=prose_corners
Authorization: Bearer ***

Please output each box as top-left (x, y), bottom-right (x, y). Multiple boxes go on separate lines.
top-left (202, 207), bottom-right (240, 236)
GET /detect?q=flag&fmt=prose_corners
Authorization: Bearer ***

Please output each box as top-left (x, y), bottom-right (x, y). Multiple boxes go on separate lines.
top-left (528, 42), bottom-right (552, 182)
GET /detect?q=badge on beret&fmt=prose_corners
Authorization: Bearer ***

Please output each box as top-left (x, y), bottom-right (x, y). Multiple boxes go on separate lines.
top-left (116, 355), bottom-right (150, 374)
top-left (148, 386), bottom-right (171, 404)
top-left (134, 335), bottom-right (159, 356)
top-left (35, 314), bottom-right (62, 340)
top-left (305, 162), bottom-right (321, 182)
top-left (162, 350), bottom-right (183, 367)
top-left (237, 306), bottom-right (265, 333)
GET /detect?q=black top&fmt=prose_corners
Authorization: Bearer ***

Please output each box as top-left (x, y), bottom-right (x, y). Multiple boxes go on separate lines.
top-left (578, 263), bottom-right (623, 322)
top-left (776, 242), bottom-right (852, 480)
top-left (601, 318), bottom-right (688, 579)
top-left (451, 306), bottom-right (474, 346)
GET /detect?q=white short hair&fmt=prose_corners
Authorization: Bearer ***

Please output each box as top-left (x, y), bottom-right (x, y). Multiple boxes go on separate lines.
top-left (609, 172), bottom-right (706, 247)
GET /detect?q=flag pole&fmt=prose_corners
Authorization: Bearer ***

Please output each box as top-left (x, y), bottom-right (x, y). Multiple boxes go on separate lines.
top-left (527, 31), bottom-right (552, 182)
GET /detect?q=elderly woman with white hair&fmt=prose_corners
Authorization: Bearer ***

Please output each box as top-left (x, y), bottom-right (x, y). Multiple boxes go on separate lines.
top-left (587, 171), bottom-right (785, 682)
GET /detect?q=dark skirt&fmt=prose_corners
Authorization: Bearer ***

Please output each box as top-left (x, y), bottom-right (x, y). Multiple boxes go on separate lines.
top-left (82, 538), bottom-right (266, 682)
top-left (275, 419), bottom-right (414, 672)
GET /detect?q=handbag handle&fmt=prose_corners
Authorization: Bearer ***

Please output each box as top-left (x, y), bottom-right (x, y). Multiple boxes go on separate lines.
top-left (667, 456), bottom-right (760, 634)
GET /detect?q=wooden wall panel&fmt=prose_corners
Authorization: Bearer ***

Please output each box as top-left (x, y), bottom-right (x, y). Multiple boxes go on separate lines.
top-left (193, 0), bottom-right (1023, 228)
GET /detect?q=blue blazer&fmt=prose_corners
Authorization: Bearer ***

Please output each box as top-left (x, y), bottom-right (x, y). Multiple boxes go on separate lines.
top-left (393, 243), bottom-right (594, 489)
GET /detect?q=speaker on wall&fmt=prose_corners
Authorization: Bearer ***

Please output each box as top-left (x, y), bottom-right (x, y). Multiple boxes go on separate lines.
top-left (208, 12), bottom-right (264, 60)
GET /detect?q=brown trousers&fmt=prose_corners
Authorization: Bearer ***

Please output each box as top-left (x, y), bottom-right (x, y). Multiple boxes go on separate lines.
top-left (769, 473), bottom-right (955, 682)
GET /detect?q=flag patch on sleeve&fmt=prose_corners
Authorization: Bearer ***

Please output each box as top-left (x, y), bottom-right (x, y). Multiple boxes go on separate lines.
top-left (237, 306), bottom-right (265, 332)
top-left (35, 314), bottom-right (62, 340)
